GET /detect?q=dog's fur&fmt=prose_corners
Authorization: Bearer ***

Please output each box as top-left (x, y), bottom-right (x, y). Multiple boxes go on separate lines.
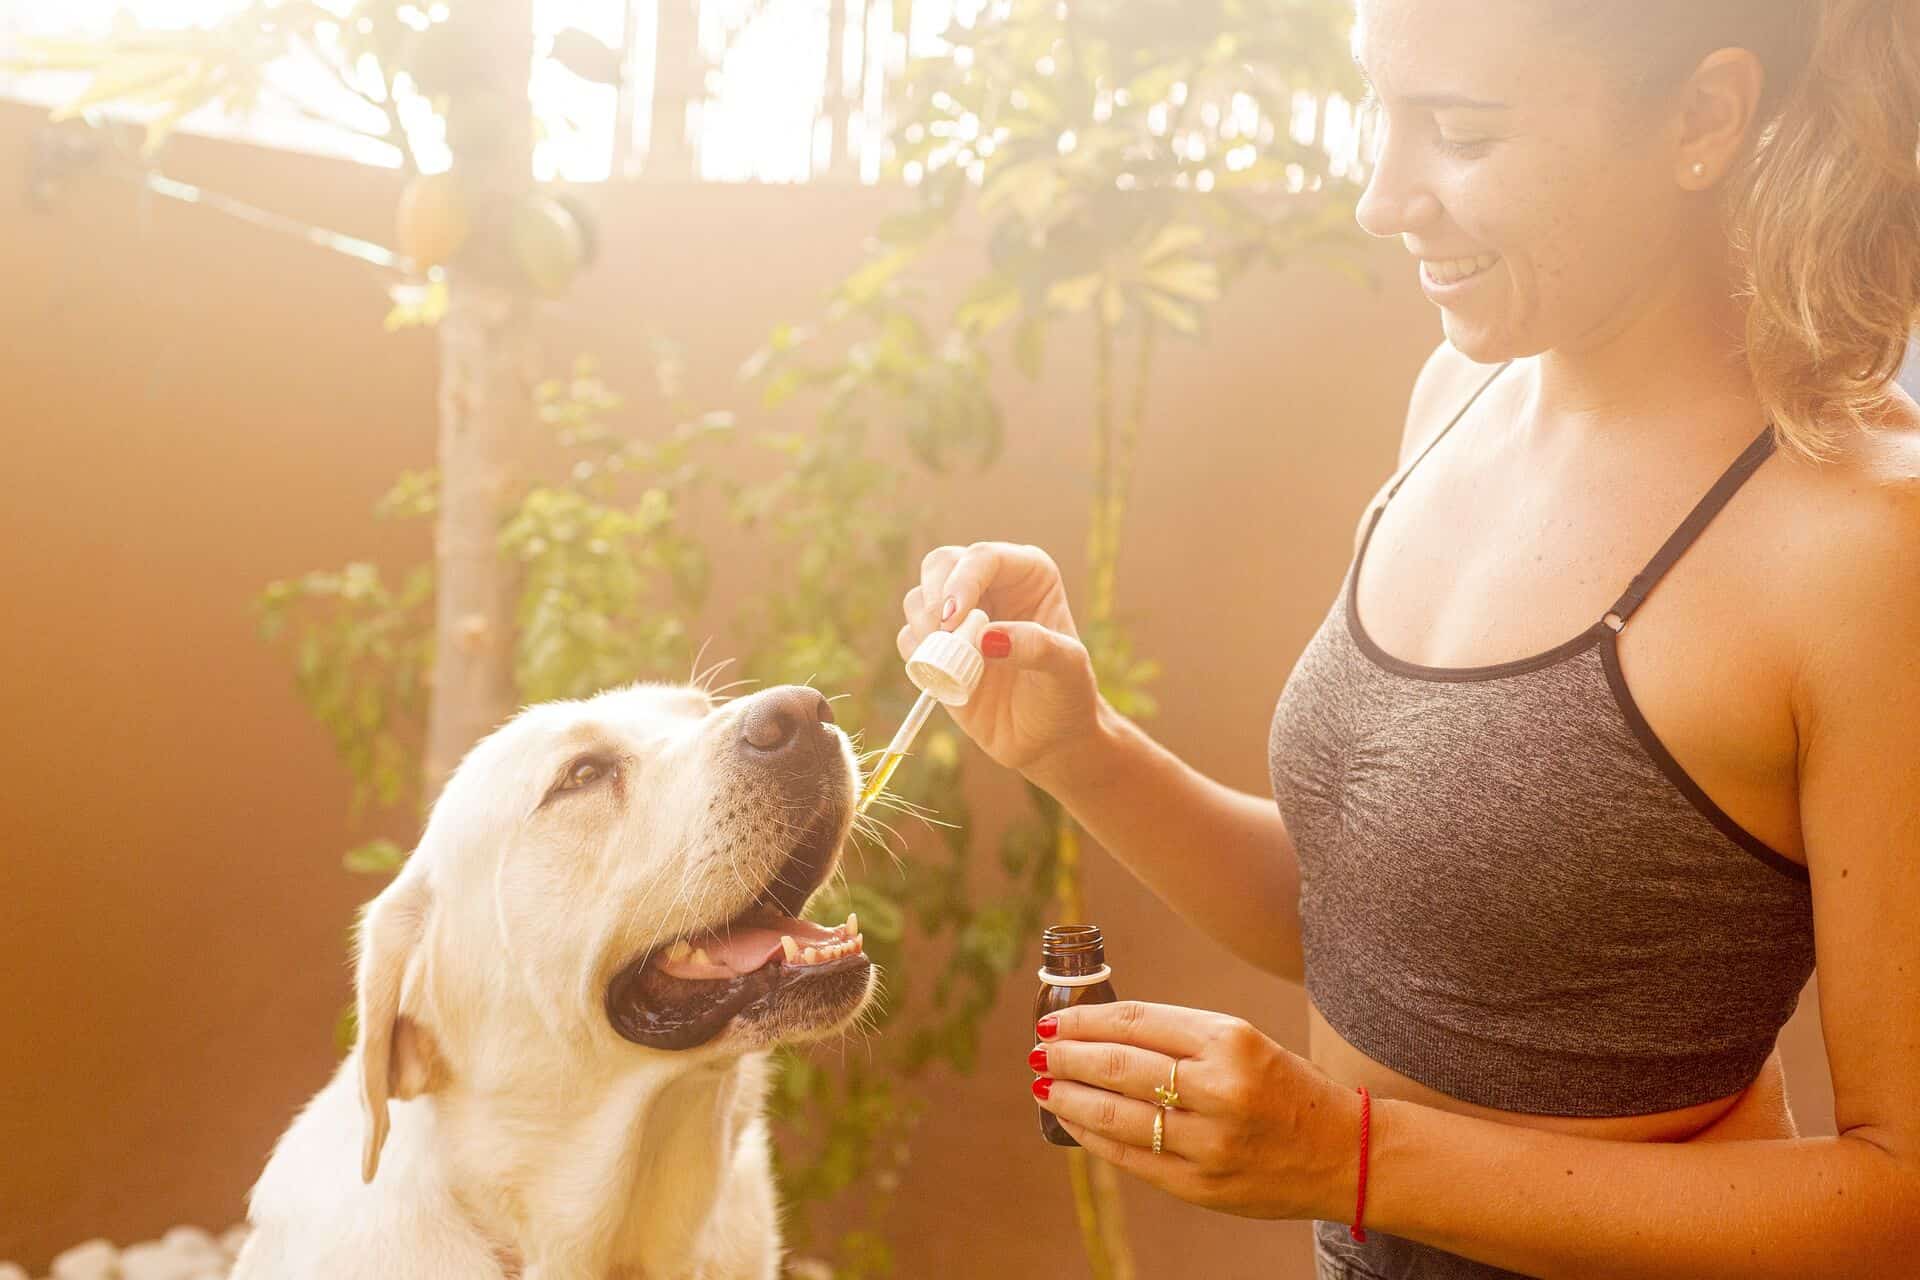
top-left (231, 681), bottom-right (873, 1280)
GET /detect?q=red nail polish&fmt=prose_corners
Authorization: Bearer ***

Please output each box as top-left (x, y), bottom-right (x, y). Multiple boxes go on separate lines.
top-left (1028, 1047), bottom-right (1048, 1072)
top-left (1031, 1076), bottom-right (1053, 1101)
top-left (981, 629), bottom-right (1011, 659)
top-left (1036, 1015), bottom-right (1058, 1039)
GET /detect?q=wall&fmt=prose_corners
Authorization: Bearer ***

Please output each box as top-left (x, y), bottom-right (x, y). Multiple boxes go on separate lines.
top-left (0, 100), bottom-right (1836, 1275)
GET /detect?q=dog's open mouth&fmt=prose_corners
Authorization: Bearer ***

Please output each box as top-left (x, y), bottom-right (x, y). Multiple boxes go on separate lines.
top-left (649, 905), bottom-right (865, 981)
top-left (605, 797), bottom-right (872, 1051)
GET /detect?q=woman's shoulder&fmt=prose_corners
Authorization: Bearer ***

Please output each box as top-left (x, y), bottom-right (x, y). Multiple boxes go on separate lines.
top-left (1768, 390), bottom-right (1920, 634)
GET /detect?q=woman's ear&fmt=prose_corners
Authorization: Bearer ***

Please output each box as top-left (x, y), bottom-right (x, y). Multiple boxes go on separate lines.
top-left (353, 860), bottom-right (445, 1184)
top-left (1675, 46), bottom-right (1767, 187)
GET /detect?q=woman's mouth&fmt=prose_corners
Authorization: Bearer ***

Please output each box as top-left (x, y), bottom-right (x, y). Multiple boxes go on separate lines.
top-left (1421, 252), bottom-right (1501, 290)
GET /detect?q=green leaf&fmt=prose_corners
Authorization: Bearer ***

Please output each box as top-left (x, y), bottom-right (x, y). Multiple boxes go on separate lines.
top-left (954, 273), bottom-right (1020, 337)
top-left (1044, 272), bottom-right (1102, 314)
top-left (1137, 287), bottom-right (1200, 334)
top-left (1140, 223), bottom-right (1207, 265)
top-left (1012, 312), bottom-right (1046, 380)
top-left (334, 1001), bottom-right (358, 1057)
top-left (343, 838), bottom-right (407, 876)
top-left (1142, 258), bottom-right (1220, 303)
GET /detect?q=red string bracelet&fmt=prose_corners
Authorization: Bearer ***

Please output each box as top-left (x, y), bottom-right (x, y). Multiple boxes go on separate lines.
top-left (1350, 1085), bottom-right (1372, 1244)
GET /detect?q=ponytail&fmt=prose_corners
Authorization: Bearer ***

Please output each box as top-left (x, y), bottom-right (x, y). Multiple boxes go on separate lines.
top-left (1735, 0), bottom-right (1920, 460)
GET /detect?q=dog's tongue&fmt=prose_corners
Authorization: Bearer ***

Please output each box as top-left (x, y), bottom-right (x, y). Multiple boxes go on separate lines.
top-left (656, 914), bottom-right (845, 981)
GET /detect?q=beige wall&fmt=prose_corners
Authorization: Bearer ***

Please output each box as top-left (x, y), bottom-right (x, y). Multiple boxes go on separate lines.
top-left (0, 100), bottom-right (1835, 1276)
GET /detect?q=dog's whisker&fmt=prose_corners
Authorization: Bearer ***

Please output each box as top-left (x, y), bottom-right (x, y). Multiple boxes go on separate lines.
top-left (868, 793), bottom-right (952, 828)
top-left (688, 636), bottom-right (721, 690)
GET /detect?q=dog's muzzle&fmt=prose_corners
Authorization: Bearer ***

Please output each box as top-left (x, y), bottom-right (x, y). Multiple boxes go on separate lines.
top-left (604, 685), bottom-right (873, 1051)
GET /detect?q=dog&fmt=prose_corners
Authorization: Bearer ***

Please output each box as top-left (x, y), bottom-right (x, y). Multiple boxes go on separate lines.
top-left (230, 681), bottom-right (876, 1279)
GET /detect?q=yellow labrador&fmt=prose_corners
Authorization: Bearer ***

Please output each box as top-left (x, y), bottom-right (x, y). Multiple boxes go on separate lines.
top-left (231, 682), bottom-right (875, 1279)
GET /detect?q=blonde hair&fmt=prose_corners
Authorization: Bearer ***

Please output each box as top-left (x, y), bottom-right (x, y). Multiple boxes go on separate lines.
top-left (1556, 0), bottom-right (1920, 461)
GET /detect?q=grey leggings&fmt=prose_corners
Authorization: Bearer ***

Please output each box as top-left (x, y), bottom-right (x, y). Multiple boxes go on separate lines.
top-left (1312, 1221), bottom-right (1541, 1280)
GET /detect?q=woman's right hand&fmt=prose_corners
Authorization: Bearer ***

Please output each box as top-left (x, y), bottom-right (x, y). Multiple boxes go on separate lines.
top-left (896, 541), bottom-right (1105, 780)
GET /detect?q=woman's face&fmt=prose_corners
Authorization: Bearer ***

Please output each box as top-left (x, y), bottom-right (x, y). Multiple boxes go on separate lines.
top-left (1352, 0), bottom-right (1710, 362)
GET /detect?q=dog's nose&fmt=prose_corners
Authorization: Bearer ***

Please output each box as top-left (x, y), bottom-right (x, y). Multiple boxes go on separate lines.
top-left (738, 686), bottom-right (835, 758)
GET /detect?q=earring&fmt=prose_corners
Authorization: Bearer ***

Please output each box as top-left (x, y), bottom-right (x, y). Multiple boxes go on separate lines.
top-left (1691, 161), bottom-right (1708, 179)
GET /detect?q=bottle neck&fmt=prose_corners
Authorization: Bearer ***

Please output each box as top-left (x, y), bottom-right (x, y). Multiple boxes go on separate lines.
top-left (1040, 924), bottom-right (1105, 978)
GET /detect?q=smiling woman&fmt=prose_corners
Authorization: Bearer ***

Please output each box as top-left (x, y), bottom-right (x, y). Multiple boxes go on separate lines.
top-left (903, 1), bottom-right (1920, 1278)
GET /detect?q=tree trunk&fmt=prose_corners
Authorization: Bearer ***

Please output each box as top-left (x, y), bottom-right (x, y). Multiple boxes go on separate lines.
top-left (421, 0), bottom-right (536, 802)
top-left (648, 0), bottom-right (700, 179)
top-left (823, 0), bottom-right (854, 180)
top-left (423, 286), bottom-right (536, 795)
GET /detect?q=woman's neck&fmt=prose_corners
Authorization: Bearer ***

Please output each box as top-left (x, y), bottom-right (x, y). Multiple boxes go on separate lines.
top-left (1529, 253), bottom-right (1760, 447)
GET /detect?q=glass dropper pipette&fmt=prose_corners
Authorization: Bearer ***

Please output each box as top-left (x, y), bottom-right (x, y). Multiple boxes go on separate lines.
top-left (855, 608), bottom-right (991, 815)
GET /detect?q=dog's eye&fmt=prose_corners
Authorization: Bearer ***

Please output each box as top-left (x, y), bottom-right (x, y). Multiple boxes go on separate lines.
top-left (556, 755), bottom-right (615, 793)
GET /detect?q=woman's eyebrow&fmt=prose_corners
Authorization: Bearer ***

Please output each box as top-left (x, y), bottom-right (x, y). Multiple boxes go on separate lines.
top-left (1352, 55), bottom-right (1510, 111)
top-left (1404, 91), bottom-right (1510, 111)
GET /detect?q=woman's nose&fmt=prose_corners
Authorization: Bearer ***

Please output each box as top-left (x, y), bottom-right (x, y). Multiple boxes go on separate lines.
top-left (1354, 132), bottom-right (1442, 240)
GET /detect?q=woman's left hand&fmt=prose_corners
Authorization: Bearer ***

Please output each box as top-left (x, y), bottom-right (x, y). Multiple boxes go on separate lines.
top-left (1030, 1000), bottom-right (1360, 1220)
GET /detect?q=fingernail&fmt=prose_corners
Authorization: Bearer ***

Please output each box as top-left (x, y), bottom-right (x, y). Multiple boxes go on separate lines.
top-left (940, 596), bottom-right (956, 624)
top-left (1036, 1015), bottom-right (1058, 1039)
top-left (1031, 1076), bottom-right (1053, 1101)
top-left (1028, 1047), bottom-right (1048, 1072)
top-left (982, 629), bottom-right (1011, 659)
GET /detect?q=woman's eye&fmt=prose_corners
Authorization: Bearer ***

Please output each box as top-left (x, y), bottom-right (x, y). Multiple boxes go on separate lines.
top-left (1436, 134), bottom-right (1493, 159)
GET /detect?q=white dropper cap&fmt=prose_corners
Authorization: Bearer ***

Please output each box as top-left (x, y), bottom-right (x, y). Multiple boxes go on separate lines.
top-left (905, 607), bottom-right (990, 705)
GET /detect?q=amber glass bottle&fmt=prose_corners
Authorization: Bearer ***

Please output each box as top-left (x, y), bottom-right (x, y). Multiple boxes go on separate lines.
top-left (1034, 923), bottom-right (1118, 1147)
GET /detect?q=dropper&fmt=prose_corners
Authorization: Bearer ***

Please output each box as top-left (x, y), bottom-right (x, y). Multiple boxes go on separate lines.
top-left (855, 608), bottom-right (991, 815)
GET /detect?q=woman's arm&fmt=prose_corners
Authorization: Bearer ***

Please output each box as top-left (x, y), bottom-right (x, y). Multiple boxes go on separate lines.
top-left (1026, 702), bottom-right (1308, 983)
top-left (1018, 341), bottom-right (1496, 984)
top-left (1352, 1097), bottom-right (1916, 1280)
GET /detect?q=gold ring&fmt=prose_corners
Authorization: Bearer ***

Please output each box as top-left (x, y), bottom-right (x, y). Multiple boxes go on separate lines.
top-left (1153, 1057), bottom-right (1182, 1110)
top-left (1151, 1105), bottom-right (1164, 1154)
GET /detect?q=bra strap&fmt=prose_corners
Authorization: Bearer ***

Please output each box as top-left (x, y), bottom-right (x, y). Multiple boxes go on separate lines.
top-left (1604, 425), bottom-right (1779, 632)
top-left (1381, 360), bottom-right (1515, 508)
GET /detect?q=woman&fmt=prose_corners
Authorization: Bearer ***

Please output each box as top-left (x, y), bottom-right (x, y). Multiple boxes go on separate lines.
top-left (896, 2), bottom-right (1920, 1276)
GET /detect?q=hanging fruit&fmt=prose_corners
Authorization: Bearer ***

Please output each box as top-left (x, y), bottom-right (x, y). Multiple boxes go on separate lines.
top-left (395, 172), bottom-right (471, 270)
top-left (510, 194), bottom-right (586, 297)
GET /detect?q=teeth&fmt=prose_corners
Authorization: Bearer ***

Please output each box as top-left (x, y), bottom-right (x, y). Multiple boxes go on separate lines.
top-left (667, 940), bottom-right (692, 961)
top-left (691, 946), bottom-right (712, 965)
top-left (847, 911), bottom-right (858, 936)
top-left (779, 932), bottom-right (869, 968)
top-left (1423, 252), bottom-right (1500, 285)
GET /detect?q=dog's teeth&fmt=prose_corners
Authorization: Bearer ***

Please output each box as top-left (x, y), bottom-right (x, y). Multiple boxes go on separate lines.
top-left (667, 940), bottom-right (692, 961)
top-left (691, 946), bottom-right (712, 965)
top-left (781, 935), bottom-right (799, 963)
top-left (803, 946), bottom-right (820, 964)
top-left (846, 911), bottom-right (858, 936)
top-left (852, 932), bottom-right (863, 951)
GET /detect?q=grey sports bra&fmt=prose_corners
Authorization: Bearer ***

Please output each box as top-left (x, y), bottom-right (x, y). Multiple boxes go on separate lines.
top-left (1268, 362), bottom-right (1813, 1116)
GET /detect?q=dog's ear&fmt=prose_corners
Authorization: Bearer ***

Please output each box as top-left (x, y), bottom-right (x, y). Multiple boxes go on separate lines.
top-left (353, 861), bottom-right (443, 1184)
